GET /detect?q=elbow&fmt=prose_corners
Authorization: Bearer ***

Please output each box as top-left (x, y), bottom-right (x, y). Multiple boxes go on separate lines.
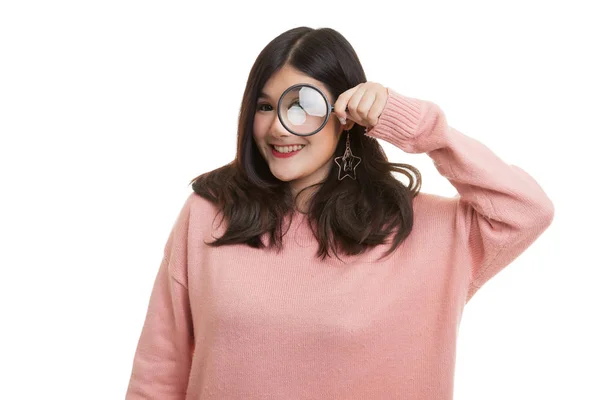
top-left (541, 198), bottom-right (555, 228)
top-left (529, 196), bottom-right (555, 233)
top-left (510, 196), bottom-right (555, 234)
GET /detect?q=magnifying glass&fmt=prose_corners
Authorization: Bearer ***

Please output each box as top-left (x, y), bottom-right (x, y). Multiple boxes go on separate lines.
top-left (277, 83), bottom-right (347, 136)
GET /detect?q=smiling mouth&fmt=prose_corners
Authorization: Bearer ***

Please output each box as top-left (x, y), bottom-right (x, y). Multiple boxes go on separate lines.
top-left (270, 144), bottom-right (306, 152)
top-left (270, 144), bottom-right (305, 158)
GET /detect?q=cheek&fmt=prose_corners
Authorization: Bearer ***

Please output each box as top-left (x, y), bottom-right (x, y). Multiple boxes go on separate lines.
top-left (325, 125), bottom-right (342, 151)
top-left (253, 116), bottom-right (269, 139)
top-left (252, 117), bottom-right (259, 136)
top-left (252, 121), bottom-right (263, 146)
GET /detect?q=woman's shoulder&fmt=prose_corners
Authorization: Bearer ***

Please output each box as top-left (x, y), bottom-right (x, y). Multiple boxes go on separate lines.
top-left (412, 190), bottom-right (460, 220)
top-left (180, 191), bottom-right (228, 238)
top-left (182, 190), bottom-right (221, 218)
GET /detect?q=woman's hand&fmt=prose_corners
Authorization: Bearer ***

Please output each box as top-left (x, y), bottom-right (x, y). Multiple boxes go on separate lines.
top-left (333, 82), bottom-right (389, 130)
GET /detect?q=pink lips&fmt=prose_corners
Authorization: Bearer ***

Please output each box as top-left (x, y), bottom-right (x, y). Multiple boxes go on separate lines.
top-left (271, 145), bottom-right (304, 158)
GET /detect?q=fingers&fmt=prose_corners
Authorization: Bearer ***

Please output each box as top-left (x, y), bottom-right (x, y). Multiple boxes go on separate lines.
top-left (355, 89), bottom-right (377, 127)
top-left (347, 85), bottom-right (368, 123)
top-left (367, 91), bottom-right (387, 128)
top-left (334, 84), bottom-right (361, 122)
top-left (333, 82), bottom-right (388, 128)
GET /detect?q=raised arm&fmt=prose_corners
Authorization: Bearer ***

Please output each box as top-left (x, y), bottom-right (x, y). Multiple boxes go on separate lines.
top-left (365, 89), bottom-right (555, 302)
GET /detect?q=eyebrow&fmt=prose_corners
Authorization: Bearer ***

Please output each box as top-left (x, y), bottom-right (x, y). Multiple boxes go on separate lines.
top-left (258, 91), bottom-right (272, 100)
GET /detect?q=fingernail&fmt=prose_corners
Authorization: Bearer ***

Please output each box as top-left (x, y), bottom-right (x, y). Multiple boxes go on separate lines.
top-left (339, 117), bottom-right (346, 124)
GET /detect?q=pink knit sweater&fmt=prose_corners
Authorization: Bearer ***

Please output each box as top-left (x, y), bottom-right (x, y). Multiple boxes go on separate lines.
top-left (125, 89), bottom-right (554, 399)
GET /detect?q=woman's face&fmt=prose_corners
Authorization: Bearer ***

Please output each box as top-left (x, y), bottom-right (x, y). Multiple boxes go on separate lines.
top-left (253, 65), bottom-right (349, 196)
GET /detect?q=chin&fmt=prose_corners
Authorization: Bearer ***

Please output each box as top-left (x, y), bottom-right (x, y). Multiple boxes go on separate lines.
top-left (272, 174), bottom-right (297, 183)
top-left (271, 170), bottom-right (302, 183)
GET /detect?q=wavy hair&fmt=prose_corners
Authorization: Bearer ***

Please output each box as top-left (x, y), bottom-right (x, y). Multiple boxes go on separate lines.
top-left (190, 27), bottom-right (422, 261)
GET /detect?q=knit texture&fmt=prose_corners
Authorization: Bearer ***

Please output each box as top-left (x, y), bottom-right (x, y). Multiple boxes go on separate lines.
top-left (125, 89), bottom-right (554, 399)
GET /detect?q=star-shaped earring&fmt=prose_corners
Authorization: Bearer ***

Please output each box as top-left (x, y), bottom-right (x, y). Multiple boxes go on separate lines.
top-left (334, 131), bottom-right (362, 180)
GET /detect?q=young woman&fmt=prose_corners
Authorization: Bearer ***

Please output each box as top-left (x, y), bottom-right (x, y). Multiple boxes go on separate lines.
top-left (126, 26), bottom-right (554, 399)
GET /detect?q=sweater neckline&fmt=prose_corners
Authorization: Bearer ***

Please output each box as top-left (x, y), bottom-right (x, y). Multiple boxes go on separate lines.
top-left (282, 211), bottom-right (391, 265)
top-left (284, 210), bottom-right (314, 247)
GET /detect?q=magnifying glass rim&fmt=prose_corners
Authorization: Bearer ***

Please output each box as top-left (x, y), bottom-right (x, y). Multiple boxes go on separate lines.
top-left (276, 83), bottom-right (333, 137)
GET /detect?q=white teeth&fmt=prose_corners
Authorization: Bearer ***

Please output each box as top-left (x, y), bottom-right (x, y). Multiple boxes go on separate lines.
top-left (273, 144), bottom-right (305, 153)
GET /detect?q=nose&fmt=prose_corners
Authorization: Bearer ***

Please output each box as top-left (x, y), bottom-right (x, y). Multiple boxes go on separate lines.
top-left (269, 113), bottom-right (293, 138)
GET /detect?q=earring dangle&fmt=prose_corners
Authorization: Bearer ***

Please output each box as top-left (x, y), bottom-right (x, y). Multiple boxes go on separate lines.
top-left (334, 130), bottom-right (362, 181)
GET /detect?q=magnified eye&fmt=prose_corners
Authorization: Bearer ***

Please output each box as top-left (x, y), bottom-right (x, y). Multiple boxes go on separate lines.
top-left (277, 84), bottom-right (330, 135)
top-left (286, 103), bottom-right (307, 125)
top-left (288, 99), bottom-right (302, 110)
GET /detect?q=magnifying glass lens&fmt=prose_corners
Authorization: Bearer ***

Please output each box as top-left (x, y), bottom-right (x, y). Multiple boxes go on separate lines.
top-left (278, 85), bottom-right (328, 135)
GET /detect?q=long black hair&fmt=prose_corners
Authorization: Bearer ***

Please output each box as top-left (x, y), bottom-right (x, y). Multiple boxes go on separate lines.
top-left (190, 26), bottom-right (421, 261)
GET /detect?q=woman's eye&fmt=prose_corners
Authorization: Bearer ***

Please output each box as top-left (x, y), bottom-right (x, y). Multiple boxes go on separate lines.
top-left (257, 103), bottom-right (273, 111)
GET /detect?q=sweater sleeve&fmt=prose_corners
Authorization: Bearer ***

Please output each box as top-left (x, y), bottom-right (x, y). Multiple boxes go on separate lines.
top-left (365, 89), bottom-right (555, 303)
top-left (126, 195), bottom-right (195, 399)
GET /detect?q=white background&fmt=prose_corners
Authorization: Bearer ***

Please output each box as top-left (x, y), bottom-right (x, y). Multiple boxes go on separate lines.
top-left (1, 1), bottom-right (597, 399)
